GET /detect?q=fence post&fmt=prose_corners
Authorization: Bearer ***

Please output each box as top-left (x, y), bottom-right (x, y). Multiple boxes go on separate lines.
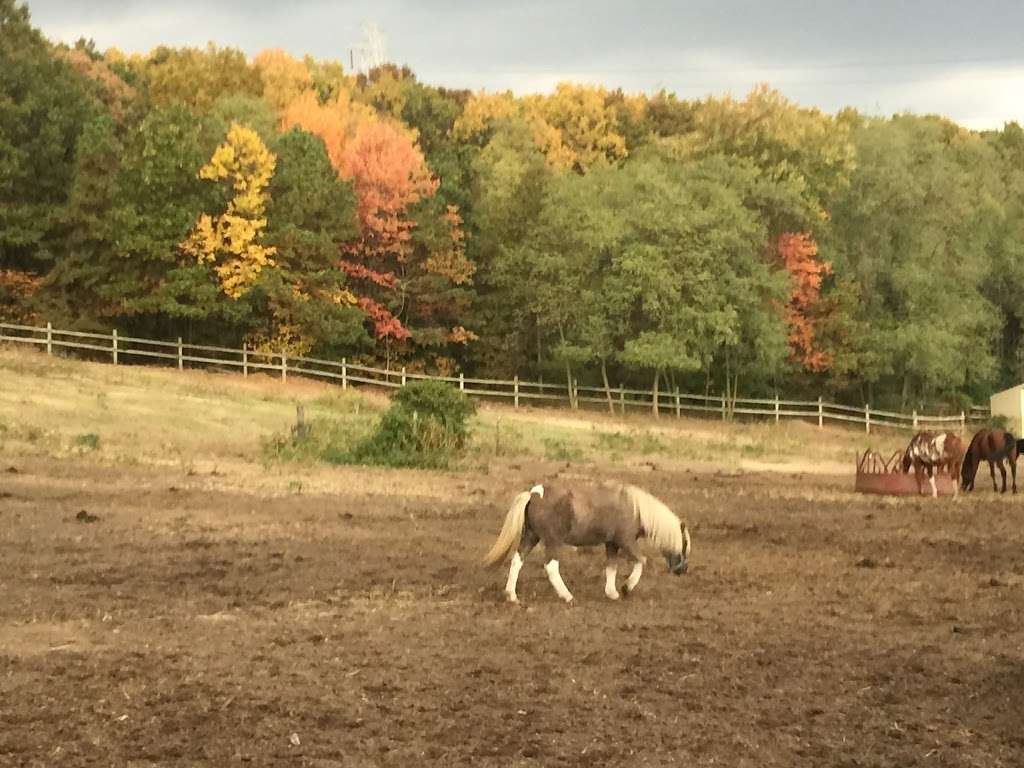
top-left (721, 392), bottom-right (726, 421)
top-left (341, 358), bottom-right (347, 390)
top-left (960, 410), bottom-right (965, 435)
top-left (46, 322), bottom-right (53, 355)
top-left (774, 393), bottom-right (780, 424)
top-left (572, 377), bottom-right (579, 410)
top-left (401, 366), bottom-right (407, 386)
top-left (619, 384), bottom-right (625, 415)
top-left (177, 337), bottom-right (183, 370)
top-left (242, 344), bottom-right (248, 377)
top-left (514, 375), bottom-right (520, 409)
top-left (817, 396), bottom-right (823, 428)
top-left (675, 387), bottom-right (681, 418)
top-left (865, 404), bottom-right (871, 435)
top-left (112, 329), bottom-right (118, 365)
top-left (281, 350), bottom-right (287, 382)
top-left (459, 372), bottom-right (464, 392)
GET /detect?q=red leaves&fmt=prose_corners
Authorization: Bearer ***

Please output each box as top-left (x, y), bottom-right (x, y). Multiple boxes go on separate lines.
top-left (776, 232), bottom-right (832, 372)
top-left (358, 297), bottom-right (411, 340)
top-left (338, 260), bottom-right (397, 289)
top-left (340, 118), bottom-right (439, 263)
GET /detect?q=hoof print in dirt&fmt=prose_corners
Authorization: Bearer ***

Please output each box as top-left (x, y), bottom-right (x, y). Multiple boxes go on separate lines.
top-left (75, 510), bottom-right (99, 524)
top-left (855, 557), bottom-right (878, 568)
top-left (5, 466), bottom-right (19, 474)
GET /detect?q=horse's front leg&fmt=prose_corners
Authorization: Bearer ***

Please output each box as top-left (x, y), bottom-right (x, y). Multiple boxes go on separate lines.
top-left (620, 541), bottom-right (647, 597)
top-left (604, 543), bottom-right (621, 600)
top-left (1012, 459), bottom-right (1018, 494)
top-left (543, 544), bottom-right (573, 604)
top-left (998, 460), bottom-right (1008, 493)
top-left (927, 466), bottom-right (938, 498)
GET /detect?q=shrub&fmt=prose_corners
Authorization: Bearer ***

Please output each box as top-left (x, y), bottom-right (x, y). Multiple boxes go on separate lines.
top-left (351, 381), bottom-right (476, 468)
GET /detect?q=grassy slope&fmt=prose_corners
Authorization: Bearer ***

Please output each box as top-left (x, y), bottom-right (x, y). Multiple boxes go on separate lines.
top-left (0, 345), bottom-right (908, 475)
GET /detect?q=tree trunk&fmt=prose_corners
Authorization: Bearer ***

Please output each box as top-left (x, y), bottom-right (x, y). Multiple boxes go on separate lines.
top-left (652, 368), bottom-right (660, 418)
top-left (600, 358), bottom-right (614, 415)
top-left (900, 373), bottom-right (911, 412)
top-left (556, 322), bottom-right (574, 409)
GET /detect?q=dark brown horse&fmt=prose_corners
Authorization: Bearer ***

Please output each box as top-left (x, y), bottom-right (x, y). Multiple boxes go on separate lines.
top-left (961, 428), bottom-right (1018, 493)
top-left (901, 431), bottom-right (964, 497)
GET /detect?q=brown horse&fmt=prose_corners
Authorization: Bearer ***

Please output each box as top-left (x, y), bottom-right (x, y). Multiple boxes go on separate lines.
top-left (961, 429), bottom-right (1018, 493)
top-left (482, 480), bottom-right (691, 604)
top-left (901, 431), bottom-right (964, 498)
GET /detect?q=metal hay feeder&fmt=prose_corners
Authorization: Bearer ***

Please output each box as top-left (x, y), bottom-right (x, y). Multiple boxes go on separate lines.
top-left (854, 448), bottom-right (957, 497)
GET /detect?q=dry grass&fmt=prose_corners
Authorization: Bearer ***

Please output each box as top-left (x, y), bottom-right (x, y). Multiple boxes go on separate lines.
top-left (0, 344), bottom-right (911, 476)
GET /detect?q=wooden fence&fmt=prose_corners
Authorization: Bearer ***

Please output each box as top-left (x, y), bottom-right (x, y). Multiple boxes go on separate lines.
top-left (0, 321), bottom-right (989, 434)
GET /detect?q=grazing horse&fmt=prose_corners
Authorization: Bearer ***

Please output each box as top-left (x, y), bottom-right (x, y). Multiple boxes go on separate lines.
top-left (961, 429), bottom-right (1019, 494)
top-left (482, 479), bottom-right (691, 604)
top-left (901, 431), bottom-right (965, 498)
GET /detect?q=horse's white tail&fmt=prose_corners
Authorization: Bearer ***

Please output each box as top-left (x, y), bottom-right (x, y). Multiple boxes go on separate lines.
top-left (482, 491), bottom-right (531, 568)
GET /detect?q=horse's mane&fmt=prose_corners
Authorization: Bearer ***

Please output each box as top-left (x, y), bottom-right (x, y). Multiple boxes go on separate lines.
top-left (623, 484), bottom-right (684, 553)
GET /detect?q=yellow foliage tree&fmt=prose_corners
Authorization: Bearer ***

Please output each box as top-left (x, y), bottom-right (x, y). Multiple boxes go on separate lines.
top-left (454, 84), bottom-right (629, 172)
top-left (527, 82), bottom-right (629, 172)
top-left (181, 123), bottom-right (277, 299)
top-left (253, 49), bottom-right (312, 113)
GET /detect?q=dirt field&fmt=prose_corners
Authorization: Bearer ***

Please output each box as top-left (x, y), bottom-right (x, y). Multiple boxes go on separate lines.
top-left (2, 454), bottom-right (1023, 768)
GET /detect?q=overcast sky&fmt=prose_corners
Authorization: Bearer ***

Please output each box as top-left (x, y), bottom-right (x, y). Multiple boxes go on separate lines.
top-left (23, 0), bottom-right (1024, 130)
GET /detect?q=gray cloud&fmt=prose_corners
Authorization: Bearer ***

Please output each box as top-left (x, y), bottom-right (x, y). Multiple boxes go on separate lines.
top-left (23, 0), bottom-right (1024, 128)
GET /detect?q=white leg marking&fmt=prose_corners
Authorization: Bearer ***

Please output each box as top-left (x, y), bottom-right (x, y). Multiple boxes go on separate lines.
top-left (505, 552), bottom-right (523, 602)
top-left (626, 559), bottom-right (644, 591)
top-left (929, 474), bottom-right (937, 498)
top-left (544, 559), bottom-right (573, 603)
top-left (530, 484), bottom-right (544, 497)
top-left (604, 564), bottom-right (620, 600)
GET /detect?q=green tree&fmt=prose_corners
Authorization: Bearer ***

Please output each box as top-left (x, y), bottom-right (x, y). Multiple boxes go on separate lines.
top-left (0, 0), bottom-right (98, 271)
top-left (829, 115), bottom-right (1002, 407)
top-left (257, 127), bottom-right (367, 354)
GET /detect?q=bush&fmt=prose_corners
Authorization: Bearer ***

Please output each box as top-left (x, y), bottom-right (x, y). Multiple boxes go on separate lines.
top-left (351, 381), bottom-right (476, 469)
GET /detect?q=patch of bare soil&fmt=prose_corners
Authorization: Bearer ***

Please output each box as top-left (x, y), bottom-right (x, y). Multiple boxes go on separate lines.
top-left (1, 457), bottom-right (1023, 766)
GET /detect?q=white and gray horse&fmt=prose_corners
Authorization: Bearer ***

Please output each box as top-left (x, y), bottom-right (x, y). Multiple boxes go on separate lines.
top-left (483, 479), bottom-right (691, 603)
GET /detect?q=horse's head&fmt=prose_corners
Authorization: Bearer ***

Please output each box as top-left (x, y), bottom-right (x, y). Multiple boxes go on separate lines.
top-left (664, 522), bottom-right (691, 576)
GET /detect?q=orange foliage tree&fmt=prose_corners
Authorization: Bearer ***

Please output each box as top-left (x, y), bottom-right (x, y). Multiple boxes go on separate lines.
top-left (776, 232), bottom-right (832, 371)
top-left (282, 89), bottom-right (472, 347)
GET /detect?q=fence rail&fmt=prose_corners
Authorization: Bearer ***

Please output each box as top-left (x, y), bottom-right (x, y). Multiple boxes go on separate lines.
top-left (0, 321), bottom-right (990, 434)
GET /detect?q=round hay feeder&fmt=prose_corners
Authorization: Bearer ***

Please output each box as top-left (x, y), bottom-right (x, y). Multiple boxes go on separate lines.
top-left (855, 449), bottom-right (957, 497)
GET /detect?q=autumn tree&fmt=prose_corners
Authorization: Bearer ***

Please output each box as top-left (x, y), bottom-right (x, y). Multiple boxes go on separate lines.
top-left (134, 44), bottom-right (262, 112)
top-left (253, 49), bottom-right (311, 113)
top-left (776, 232), bottom-right (832, 372)
top-left (181, 123), bottom-right (277, 299)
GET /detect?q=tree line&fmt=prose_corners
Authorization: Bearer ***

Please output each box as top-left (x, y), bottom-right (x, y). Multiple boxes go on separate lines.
top-left (2, 0), bottom-right (1023, 411)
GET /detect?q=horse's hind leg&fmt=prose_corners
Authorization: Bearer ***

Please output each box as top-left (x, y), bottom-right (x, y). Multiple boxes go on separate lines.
top-left (998, 460), bottom-right (1008, 493)
top-left (1012, 459), bottom-right (1018, 494)
top-left (927, 466), bottom-right (938, 498)
top-left (542, 544), bottom-right (574, 604)
top-left (505, 526), bottom-right (538, 603)
top-left (604, 543), bottom-right (621, 600)
top-left (990, 460), bottom-right (999, 492)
